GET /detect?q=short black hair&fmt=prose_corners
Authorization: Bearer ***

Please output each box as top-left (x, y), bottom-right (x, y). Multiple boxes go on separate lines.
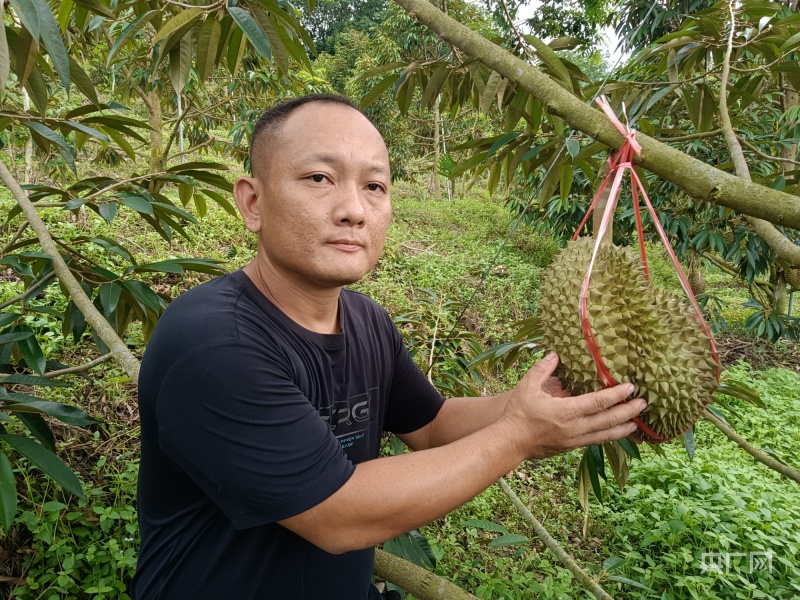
top-left (249, 94), bottom-right (365, 177)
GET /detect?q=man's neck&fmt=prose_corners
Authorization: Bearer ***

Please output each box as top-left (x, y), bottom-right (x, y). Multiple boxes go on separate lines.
top-left (243, 257), bottom-right (342, 335)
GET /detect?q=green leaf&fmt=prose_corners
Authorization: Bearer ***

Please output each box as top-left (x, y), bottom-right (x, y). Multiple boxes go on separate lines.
top-left (8, 0), bottom-right (40, 42)
top-left (683, 427), bottom-right (695, 460)
top-left (30, 0), bottom-right (70, 90)
top-left (618, 437), bottom-right (641, 460)
top-left (0, 15), bottom-right (10, 89)
top-left (196, 16), bottom-right (222, 82)
top-left (0, 452), bottom-right (18, 532)
top-left (450, 151), bottom-right (488, 178)
top-left (103, 127), bottom-right (136, 161)
top-left (360, 73), bottom-right (399, 109)
top-left (72, 0), bottom-right (114, 19)
top-left (251, 4), bottom-right (288, 74)
top-left (0, 332), bottom-right (33, 344)
top-left (61, 121), bottom-right (109, 142)
top-left (1, 434), bottom-right (84, 498)
top-left (152, 6), bottom-right (204, 46)
top-left (26, 122), bottom-right (76, 173)
top-left (0, 373), bottom-right (69, 387)
top-left (462, 519), bottom-right (508, 534)
top-left (5, 396), bottom-right (97, 426)
top-left (489, 534), bottom-right (529, 547)
top-left (559, 162), bottom-right (573, 202)
top-left (228, 6), bottom-right (272, 62)
top-left (780, 31), bottom-right (800, 52)
top-left (107, 10), bottom-right (157, 66)
top-left (169, 32), bottom-right (192, 94)
top-left (98, 201), bottom-right (118, 224)
top-left (523, 33), bottom-right (571, 85)
top-left (0, 255), bottom-right (34, 278)
top-left (15, 24), bottom-right (39, 87)
top-left (0, 314), bottom-right (20, 329)
top-left (16, 328), bottom-right (46, 375)
top-left (68, 56), bottom-right (99, 105)
top-left (566, 137), bottom-right (580, 158)
top-left (487, 132), bottom-right (521, 158)
top-left (99, 283), bottom-right (122, 314)
top-left (120, 194), bottom-right (153, 216)
top-left (201, 189), bottom-right (237, 217)
top-left (603, 555), bottom-right (626, 571)
top-left (129, 258), bottom-right (224, 276)
top-left (354, 61), bottom-right (406, 82)
top-left (15, 412), bottom-right (55, 451)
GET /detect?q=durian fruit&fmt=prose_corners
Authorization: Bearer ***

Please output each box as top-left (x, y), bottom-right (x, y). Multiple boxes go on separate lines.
top-left (539, 238), bottom-right (718, 442)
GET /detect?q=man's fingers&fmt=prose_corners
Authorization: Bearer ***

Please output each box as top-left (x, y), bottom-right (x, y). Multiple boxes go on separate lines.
top-left (574, 383), bottom-right (635, 417)
top-left (584, 399), bottom-right (646, 434)
top-left (524, 352), bottom-right (560, 385)
top-left (579, 421), bottom-right (640, 448)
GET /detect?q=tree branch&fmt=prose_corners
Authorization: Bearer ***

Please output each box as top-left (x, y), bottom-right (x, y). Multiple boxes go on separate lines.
top-left (391, 0), bottom-right (800, 230)
top-left (498, 479), bottom-right (614, 600)
top-left (0, 272), bottom-right (56, 311)
top-left (703, 410), bottom-right (800, 485)
top-left (45, 353), bottom-right (113, 378)
top-left (373, 549), bottom-right (479, 600)
top-left (655, 129), bottom-right (722, 142)
top-left (1, 221), bottom-right (29, 256)
top-left (0, 158), bottom-right (141, 384)
top-left (716, 0), bottom-right (800, 268)
top-left (737, 136), bottom-right (800, 167)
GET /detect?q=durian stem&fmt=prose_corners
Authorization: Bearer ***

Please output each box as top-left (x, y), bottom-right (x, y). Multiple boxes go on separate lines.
top-left (498, 478), bottom-right (614, 600)
top-left (703, 410), bottom-right (800, 485)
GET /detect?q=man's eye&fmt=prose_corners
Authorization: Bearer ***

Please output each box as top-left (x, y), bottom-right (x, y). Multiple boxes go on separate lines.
top-left (366, 183), bottom-right (384, 192)
top-left (310, 174), bottom-right (326, 183)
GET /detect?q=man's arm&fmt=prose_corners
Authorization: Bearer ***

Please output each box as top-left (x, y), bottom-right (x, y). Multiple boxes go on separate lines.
top-left (278, 353), bottom-right (645, 554)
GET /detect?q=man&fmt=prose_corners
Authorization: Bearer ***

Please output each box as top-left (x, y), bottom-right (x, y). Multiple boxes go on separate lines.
top-left (133, 94), bottom-right (645, 599)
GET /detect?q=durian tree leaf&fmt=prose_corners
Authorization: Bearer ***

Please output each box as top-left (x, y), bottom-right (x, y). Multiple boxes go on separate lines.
top-left (715, 379), bottom-right (766, 408)
top-left (8, 0), bottom-right (40, 42)
top-left (462, 519), bottom-right (509, 535)
top-left (196, 16), bottom-right (222, 82)
top-left (589, 444), bottom-right (606, 480)
top-left (577, 451), bottom-right (590, 511)
top-left (0, 452), bottom-right (18, 533)
top-left (489, 534), bottom-right (530, 547)
top-left (0, 7), bottom-right (9, 89)
top-left (682, 427), bottom-right (695, 461)
top-left (107, 10), bottom-right (157, 66)
top-left (14, 412), bottom-right (55, 451)
top-left (584, 446), bottom-right (603, 502)
top-left (0, 434), bottom-right (84, 498)
top-left (705, 405), bottom-right (731, 428)
top-left (603, 441), bottom-right (629, 490)
top-left (152, 6), bottom-right (204, 46)
top-left (618, 437), bottom-right (641, 460)
top-left (227, 6), bottom-right (272, 62)
top-left (29, 0), bottom-right (70, 90)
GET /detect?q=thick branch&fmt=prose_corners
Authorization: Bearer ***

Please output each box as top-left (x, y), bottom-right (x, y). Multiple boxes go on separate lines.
top-left (373, 549), bottom-right (478, 600)
top-left (0, 159), bottom-right (141, 384)
top-left (703, 410), bottom-right (800, 485)
top-left (498, 479), bottom-right (614, 600)
top-left (717, 1), bottom-right (800, 269)
top-left (392, 0), bottom-right (800, 230)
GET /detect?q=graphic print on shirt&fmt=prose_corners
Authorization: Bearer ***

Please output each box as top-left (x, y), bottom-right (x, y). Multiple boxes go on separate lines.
top-left (317, 387), bottom-right (377, 454)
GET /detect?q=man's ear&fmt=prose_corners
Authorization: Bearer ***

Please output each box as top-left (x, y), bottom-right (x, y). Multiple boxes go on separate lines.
top-left (234, 176), bottom-right (263, 233)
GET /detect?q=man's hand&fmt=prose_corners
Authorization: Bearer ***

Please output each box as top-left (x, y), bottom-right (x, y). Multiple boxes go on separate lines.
top-left (498, 352), bottom-right (645, 461)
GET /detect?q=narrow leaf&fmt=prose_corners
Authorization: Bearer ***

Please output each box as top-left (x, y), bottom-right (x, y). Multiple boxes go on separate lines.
top-left (489, 534), bottom-right (529, 547)
top-left (0, 452), bottom-right (17, 532)
top-left (360, 73), bottom-right (400, 109)
top-left (30, 0), bottom-right (70, 90)
top-left (196, 16), bottom-right (221, 82)
top-left (228, 6), bottom-right (272, 62)
top-left (152, 6), bottom-right (203, 46)
top-left (107, 10), bottom-right (156, 65)
top-left (1, 434), bottom-right (84, 498)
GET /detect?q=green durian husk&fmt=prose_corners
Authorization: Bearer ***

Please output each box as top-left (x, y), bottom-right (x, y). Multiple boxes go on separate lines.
top-left (539, 238), bottom-right (718, 442)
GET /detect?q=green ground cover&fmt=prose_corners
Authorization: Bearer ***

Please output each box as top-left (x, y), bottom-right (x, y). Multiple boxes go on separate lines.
top-left (2, 186), bottom-right (799, 599)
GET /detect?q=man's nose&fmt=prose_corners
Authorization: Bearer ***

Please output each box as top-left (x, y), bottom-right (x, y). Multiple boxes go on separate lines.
top-left (333, 182), bottom-right (366, 225)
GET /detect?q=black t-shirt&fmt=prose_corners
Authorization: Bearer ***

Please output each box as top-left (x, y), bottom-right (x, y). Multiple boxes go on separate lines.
top-left (132, 270), bottom-right (444, 599)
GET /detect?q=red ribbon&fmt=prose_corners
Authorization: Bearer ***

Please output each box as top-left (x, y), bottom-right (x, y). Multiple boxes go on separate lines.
top-left (571, 97), bottom-right (721, 441)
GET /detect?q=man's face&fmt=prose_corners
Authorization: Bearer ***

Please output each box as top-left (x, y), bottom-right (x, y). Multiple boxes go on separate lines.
top-left (246, 103), bottom-right (392, 289)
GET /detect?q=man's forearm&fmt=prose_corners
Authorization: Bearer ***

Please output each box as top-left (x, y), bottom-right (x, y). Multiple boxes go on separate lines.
top-left (279, 418), bottom-right (524, 554)
top-left (406, 391), bottom-right (513, 449)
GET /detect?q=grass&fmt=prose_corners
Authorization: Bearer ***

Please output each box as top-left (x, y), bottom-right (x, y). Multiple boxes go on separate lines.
top-left (3, 174), bottom-right (800, 599)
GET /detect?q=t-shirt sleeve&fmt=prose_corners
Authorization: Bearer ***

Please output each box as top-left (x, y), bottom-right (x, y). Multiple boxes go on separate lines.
top-left (155, 340), bottom-right (355, 530)
top-left (382, 315), bottom-right (445, 435)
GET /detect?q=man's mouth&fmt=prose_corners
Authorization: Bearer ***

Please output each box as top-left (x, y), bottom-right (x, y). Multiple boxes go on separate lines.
top-left (328, 240), bottom-right (363, 252)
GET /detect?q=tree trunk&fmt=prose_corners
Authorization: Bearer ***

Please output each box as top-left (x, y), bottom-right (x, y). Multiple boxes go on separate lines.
top-left (391, 0), bottom-right (800, 233)
top-left (773, 271), bottom-right (788, 316)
